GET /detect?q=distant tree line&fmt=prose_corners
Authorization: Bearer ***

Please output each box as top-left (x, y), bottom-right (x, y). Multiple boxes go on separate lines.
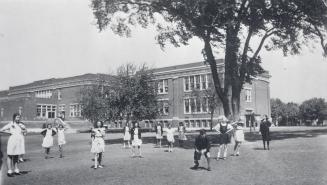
top-left (271, 98), bottom-right (327, 126)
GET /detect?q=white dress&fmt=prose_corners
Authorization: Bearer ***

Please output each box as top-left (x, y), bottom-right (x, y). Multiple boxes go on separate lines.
top-left (42, 128), bottom-right (55, 148)
top-left (91, 128), bottom-right (105, 153)
top-left (234, 126), bottom-right (244, 142)
top-left (123, 126), bottom-right (131, 141)
top-left (132, 128), bottom-right (142, 146)
top-left (57, 129), bottom-right (66, 145)
top-left (156, 126), bottom-right (163, 139)
top-left (166, 128), bottom-right (176, 143)
top-left (1, 122), bottom-right (25, 155)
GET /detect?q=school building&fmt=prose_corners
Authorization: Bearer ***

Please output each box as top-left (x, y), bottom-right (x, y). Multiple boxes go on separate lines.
top-left (0, 60), bottom-right (270, 130)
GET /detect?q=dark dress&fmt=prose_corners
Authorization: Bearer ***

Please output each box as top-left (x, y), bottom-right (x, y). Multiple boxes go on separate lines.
top-left (218, 124), bottom-right (230, 144)
top-left (260, 120), bottom-right (271, 141)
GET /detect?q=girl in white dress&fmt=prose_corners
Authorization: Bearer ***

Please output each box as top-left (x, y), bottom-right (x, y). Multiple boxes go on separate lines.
top-left (0, 113), bottom-right (25, 177)
top-left (165, 124), bottom-right (176, 152)
top-left (41, 123), bottom-right (57, 159)
top-left (155, 122), bottom-right (163, 148)
top-left (131, 122), bottom-right (142, 157)
top-left (233, 120), bottom-right (244, 156)
top-left (123, 122), bottom-right (131, 148)
top-left (91, 121), bottom-right (105, 169)
top-left (57, 124), bottom-right (66, 158)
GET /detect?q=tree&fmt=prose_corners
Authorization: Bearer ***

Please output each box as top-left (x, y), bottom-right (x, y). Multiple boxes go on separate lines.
top-left (270, 98), bottom-right (285, 124)
top-left (114, 63), bottom-right (160, 123)
top-left (91, 0), bottom-right (327, 119)
top-left (284, 102), bottom-right (300, 126)
top-left (299, 98), bottom-right (327, 123)
top-left (80, 63), bottom-right (160, 125)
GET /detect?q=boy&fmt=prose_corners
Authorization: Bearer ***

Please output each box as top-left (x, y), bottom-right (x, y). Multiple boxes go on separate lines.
top-left (193, 129), bottom-right (211, 171)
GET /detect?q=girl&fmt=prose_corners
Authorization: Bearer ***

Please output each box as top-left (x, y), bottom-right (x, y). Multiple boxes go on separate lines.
top-left (233, 120), bottom-right (244, 156)
top-left (165, 123), bottom-right (176, 152)
top-left (123, 122), bottom-right (131, 148)
top-left (155, 122), bottom-right (163, 148)
top-left (0, 113), bottom-right (25, 177)
top-left (130, 122), bottom-right (142, 158)
top-left (214, 115), bottom-right (233, 160)
top-left (177, 122), bottom-right (187, 147)
top-left (57, 124), bottom-right (66, 158)
top-left (90, 121), bottom-right (106, 169)
top-left (41, 123), bottom-right (57, 159)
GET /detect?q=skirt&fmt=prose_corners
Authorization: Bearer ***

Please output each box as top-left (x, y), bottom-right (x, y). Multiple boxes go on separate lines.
top-left (261, 131), bottom-right (271, 141)
top-left (234, 130), bottom-right (244, 142)
top-left (178, 133), bottom-right (187, 141)
top-left (167, 134), bottom-right (175, 143)
top-left (132, 138), bottom-right (142, 146)
top-left (42, 136), bottom-right (54, 148)
top-left (91, 137), bottom-right (105, 153)
top-left (156, 134), bottom-right (163, 140)
top-left (123, 133), bottom-right (131, 141)
top-left (7, 135), bottom-right (25, 155)
top-left (218, 133), bottom-right (231, 144)
top-left (58, 135), bottom-right (66, 145)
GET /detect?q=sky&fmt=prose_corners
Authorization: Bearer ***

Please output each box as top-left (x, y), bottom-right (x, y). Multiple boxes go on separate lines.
top-left (0, 0), bottom-right (326, 104)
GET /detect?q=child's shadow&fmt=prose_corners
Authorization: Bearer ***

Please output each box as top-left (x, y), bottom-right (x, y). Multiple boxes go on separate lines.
top-left (253, 147), bottom-right (266, 150)
top-left (20, 170), bottom-right (31, 175)
top-left (190, 166), bottom-right (208, 171)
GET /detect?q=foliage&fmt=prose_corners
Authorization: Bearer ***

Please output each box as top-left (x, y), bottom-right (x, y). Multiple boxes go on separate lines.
top-left (299, 98), bottom-right (327, 121)
top-left (80, 63), bottom-right (159, 124)
top-left (271, 98), bottom-right (300, 126)
top-left (91, 0), bottom-right (327, 118)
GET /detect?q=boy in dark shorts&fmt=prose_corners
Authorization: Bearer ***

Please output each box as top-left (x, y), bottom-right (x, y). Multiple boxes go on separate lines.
top-left (193, 129), bottom-right (211, 171)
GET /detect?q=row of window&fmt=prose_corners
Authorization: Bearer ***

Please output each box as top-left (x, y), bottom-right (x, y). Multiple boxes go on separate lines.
top-left (184, 97), bottom-right (208, 114)
top-left (36, 104), bottom-right (81, 118)
top-left (111, 119), bottom-right (213, 128)
top-left (35, 90), bottom-right (53, 99)
top-left (158, 101), bottom-right (169, 115)
top-left (184, 74), bottom-right (212, 91)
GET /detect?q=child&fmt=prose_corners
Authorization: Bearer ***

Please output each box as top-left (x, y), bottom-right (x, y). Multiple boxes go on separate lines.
top-left (57, 124), bottom-right (66, 158)
top-left (123, 122), bottom-right (131, 148)
top-left (177, 122), bottom-right (187, 147)
top-left (90, 121), bottom-right (106, 169)
top-left (18, 121), bottom-right (27, 163)
top-left (0, 113), bottom-right (25, 177)
top-left (165, 123), bottom-right (176, 152)
top-left (214, 115), bottom-right (233, 160)
top-left (260, 115), bottom-right (272, 150)
top-left (193, 129), bottom-right (211, 171)
top-left (233, 120), bottom-right (244, 156)
top-left (155, 122), bottom-right (163, 148)
top-left (41, 123), bottom-right (57, 159)
top-left (130, 122), bottom-right (142, 158)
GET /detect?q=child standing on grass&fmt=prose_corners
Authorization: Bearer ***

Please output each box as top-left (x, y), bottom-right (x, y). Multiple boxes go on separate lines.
top-left (214, 116), bottom-right (233, 160)
top-left (130, 122), bottom-right (143, 158)
top-left (41, 123), bottom-right (57, 159)
top-left (165, 124), bottom-right (176, 152)
top-left (233, 120), bottom-right (244, 156)
top-left (177, 122), bottom-right (187, 147)
top-left (123, 122), bottom-right (131, 148)
top-left (57, 124), bottom-right (66, 158)
top-left (155, 122), bottom-right (163, 148)
top-left (0, 113), bottom-right (25, 177)
top-left (91, 121), bottom-right (105, 169)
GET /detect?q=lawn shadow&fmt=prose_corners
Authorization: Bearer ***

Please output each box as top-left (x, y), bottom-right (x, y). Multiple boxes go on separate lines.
top-left (245, 128), bottom-right (327, 142)
top-left (189, 166), bottom-right (209, 171)
top-left (252, 147), bottom-right (266, 150)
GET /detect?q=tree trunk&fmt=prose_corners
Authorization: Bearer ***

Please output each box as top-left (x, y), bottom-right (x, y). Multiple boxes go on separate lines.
top-left (224, 25), bottom-right (241, 120)
top-left (203, 38), bottom-right (231, 117)
top-left (210, 109), bottom-right (214, 131)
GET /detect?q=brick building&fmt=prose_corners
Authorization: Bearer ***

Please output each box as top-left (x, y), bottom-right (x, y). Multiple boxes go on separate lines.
top-left (0, 60), bottom-right (270, 129)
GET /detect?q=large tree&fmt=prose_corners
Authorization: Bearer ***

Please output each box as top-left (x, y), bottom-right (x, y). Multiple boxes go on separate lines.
top-left (299, 98), bottom-right (327, 122)
top-left (91, 0), bottom-right (327, 118)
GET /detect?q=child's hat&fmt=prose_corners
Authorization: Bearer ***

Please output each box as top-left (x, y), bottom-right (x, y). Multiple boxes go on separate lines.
top-left (218, 115), bottom-right (228, 122)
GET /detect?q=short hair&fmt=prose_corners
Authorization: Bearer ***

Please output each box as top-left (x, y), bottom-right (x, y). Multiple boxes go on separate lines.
top-left (58, 124), bottom-right (64, 128)
top-left (179, 122), bottom-right (184, 126)
top-left (94, 121), bottom-right (104, 128)
top-left (12, 113), bottom-right (20, 122)
top-left (200, 129), bottom-right (206, 135)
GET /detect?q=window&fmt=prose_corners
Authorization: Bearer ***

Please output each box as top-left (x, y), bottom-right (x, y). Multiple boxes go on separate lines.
top-left (35, 90), bottom-right (52, 99)
top-left (195, 75), bottom-right (201, 89)
top-left (185, 99), bottom-right (190, 113)
top-left (207, 74), bottom-right (213, 88)
top-left (0, 108), bottom-right (3, 117)
top-left (245, 89), bottom-right (252, 102)
top-left (58, 90), bottom-right (62, 100)
top-left (184, 74), bottom-right (210, 91)
top-left (36, 104), bottom-right (56, 118)
top-left (58, 104), bottom-right (65, 112)
top-left (184, 97), bottom-right (209, 114)
top-left (184, 77), bottom-right (189, 91)
top-left (158, 100), bottom-right (169, 115)
top-left (158, 79), bottom-right (168, 94)
top-left (70, 104), bottom-right (81, 117)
